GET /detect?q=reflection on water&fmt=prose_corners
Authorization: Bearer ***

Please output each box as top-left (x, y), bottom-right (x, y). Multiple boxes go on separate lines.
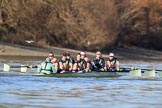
top-left (0, 57), bottom-right (162, 108)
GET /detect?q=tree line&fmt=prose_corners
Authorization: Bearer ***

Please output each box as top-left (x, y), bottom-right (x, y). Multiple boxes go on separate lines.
top-left (0, 0), bottom-right (162, 51)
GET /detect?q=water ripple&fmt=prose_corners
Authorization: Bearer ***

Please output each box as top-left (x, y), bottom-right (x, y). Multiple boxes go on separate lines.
top-left (1, 59), bottom-right (162, 108)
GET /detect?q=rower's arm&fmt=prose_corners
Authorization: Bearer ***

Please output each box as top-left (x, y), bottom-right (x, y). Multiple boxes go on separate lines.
top-left (51, 64), bottom-right (56, 74)
top-left (101, 59), bottom-right (105, 68)
top-left (106, 61), bottom-right (111, 69)
top-left (59, 62), bottom-right (63, 69)
top-left (116, 60), bottom-right (120, 68)
top-left (38, 63), bottom-right (43, 73)
top-left (91, 59), bottom-right (96, 67)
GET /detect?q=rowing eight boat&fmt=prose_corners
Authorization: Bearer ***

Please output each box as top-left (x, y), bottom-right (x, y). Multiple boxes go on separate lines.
top-left (3, 64), bottom-right (162, 78)
top-left (34, 71), bottom-right (121, 78)
top-left (35, 70), bottom-right (162, 78)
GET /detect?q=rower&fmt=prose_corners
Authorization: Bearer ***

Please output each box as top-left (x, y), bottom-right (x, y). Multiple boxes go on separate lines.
top-left (84, 57), bottom-right (92, 72)
top-left (73, 52), bottom-right (87, 72)
top-left (72, 53), bottom-right (81, 72)
top-left (91, 51), bottom-right (105, 71)
top-left (79, 51), bottom-right (87, 71)
top-left (38, 57), bottom-right (56, 74)
top-left (105, 53), bottom-right (120, 71)
top-left (48, 52), bottom-right (59, 73)
top-left (58, 52), bottom-right (68, 73)
top-left (66, 52), bottom-right (74, 71)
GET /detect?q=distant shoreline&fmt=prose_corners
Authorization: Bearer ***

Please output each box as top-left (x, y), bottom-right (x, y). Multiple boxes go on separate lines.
top-left (0, 42), bottom-right (162, 61)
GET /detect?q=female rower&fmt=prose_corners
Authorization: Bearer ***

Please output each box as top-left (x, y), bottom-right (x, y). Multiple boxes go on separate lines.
top-left (84, 57), bottom-right (92, 72)
top-left (73, 53), bottom-right (81, 72)
top-left (91, 51), bottom-right (105, 71)
top-left (72, 52), bottom-right (87, 72)
top-left (66, 52), bottom-right (75, 71)
top-left (105, 53), bottom-right (120, 71)
top-left (58, 52), bottom-right (68, 73)
top-left (48, 52), bottom-right (59, 73)
top-left (38, 57), bottom-right (56, 74)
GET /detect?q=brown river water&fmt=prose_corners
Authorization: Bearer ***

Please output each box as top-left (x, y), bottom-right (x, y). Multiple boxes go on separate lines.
top-left (0, 57), bottom-right (162, 108)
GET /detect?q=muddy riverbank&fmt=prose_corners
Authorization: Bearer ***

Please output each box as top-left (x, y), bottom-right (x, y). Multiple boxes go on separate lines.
top-left (1, 42), bottom-right (162, 60)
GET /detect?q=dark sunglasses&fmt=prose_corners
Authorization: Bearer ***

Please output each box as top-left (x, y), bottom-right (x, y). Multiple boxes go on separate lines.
top-left (48, 55), bottom-right (54, 57)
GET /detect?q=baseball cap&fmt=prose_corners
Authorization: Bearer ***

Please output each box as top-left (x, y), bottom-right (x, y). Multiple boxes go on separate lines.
top-left (80, 51), bottom-right (86, 55)
top-left (109, 53), bottom-right (114, 57)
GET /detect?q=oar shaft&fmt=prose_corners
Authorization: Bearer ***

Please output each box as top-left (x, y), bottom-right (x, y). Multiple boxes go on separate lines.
top-left (121, 67), bottom-right (162, 72)
top-left (140, 68), bottom-right (162, 71)
top-left (10, 65), bottom-right (37, 68)
top-left (99, 69), bottom-right (130, 72)
top-left (32, 66), bottom-right (38, 68)
top-left (11, 66), bottom-right (28, 68)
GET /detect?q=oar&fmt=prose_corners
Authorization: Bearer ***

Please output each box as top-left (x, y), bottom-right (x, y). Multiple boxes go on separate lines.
top-left (121, 67), bottom-right (162, 77)
top-left (20, 65), bottom-right (38, 72)
top-left (92, 68), bottom-right (132, 73)
top-left (3, 64), bottom-right (38, 72)
top-left (120, 67), bottom-right (162, 72)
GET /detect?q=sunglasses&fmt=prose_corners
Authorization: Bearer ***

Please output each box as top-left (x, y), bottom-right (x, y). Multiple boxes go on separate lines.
top-left (48, 55), bottom-right (54, 57)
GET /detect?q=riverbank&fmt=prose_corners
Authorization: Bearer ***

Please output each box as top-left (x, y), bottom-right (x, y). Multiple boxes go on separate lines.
top-left (0, 42), bottom-right (162, 60)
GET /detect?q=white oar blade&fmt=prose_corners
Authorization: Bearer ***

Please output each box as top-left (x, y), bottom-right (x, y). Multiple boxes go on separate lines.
top-left (144, 70), bottom-right (156, 77)
top-left (157, 71), bottom-right (162, 77)
top-left (3, 64), bottom-right (10, 72)
top-left (20, 65), bottom-right (27, 72)
top-left (130, 69), bottom-right (141, 77)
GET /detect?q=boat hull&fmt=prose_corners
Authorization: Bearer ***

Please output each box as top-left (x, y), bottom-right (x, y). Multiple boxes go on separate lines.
top-left (34, 72), bottom-right (121, 78)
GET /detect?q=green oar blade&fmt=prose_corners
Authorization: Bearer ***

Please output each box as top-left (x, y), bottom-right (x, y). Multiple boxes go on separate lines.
top-left (20, 65), bottom-right (27, 72)
top-left (3, 64), bottom-right (10, 72)
top-left (130, 69), bottom-right (141, 77)
top-left (144, 70), bottom-right (156, 77)
top-left (157, 71), bottom-right (162, 77)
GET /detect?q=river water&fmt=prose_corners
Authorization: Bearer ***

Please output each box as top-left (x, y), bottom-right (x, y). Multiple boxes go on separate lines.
top-left (0, 57), bottom-right (162, 108)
